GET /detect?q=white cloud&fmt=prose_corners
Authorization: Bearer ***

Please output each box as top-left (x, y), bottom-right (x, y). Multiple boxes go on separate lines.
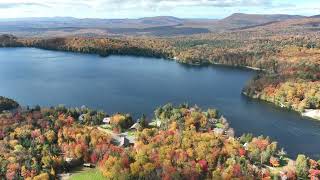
top-left (0, 2), bottom-right (48, 9)
top-left (0, 0), bottom-right (316, 18)
top-left (0, 0), bottom-right (271, 9)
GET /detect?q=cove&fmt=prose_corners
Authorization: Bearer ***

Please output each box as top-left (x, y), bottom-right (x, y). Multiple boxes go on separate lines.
top-left (0, 47), bottom-right (320, 159)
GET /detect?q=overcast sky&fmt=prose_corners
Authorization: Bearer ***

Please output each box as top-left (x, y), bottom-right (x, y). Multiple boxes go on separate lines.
top-left (0, 0), bottom-right (319, 19)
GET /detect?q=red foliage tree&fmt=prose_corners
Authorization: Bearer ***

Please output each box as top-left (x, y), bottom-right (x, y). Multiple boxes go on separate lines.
top-left (198, 159), bottom-right (208, 172)
top-left (239, 148), bottom-right (246, 156)
top-left (90, 152), bottom-right (98, 164)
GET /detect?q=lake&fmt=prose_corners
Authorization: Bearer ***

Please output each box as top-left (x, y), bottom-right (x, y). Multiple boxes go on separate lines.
top-left (0, 48), bottom-right (320, 158)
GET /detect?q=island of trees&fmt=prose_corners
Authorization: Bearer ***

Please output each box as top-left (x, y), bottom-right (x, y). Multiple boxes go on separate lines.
top-left (0, 100), bottom-right (319, 179)
top-left (0, 96), bottom-right (19, 113)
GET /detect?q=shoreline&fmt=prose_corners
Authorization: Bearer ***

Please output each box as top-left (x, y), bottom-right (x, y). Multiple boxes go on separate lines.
top-left (243, 92), bottom-right (320, 121)
top-left (211, 62), bottom-right (264, 71)
top-left (302, 109), bottom-right (320, 121)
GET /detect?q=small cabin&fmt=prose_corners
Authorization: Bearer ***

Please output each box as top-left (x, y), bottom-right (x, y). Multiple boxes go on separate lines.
top-left (103, 117), bottom-right (111, 124)
top-left (155, 120), bottom-right (161, 127)
top-left (65, 157), bottom-right (82, 168)
top-left (243, 143), bottom-right (249, 150)
top-left (129, 122), bottom-right (141, 130)
top-left (78, 114), bottom-right (85, 122)
top-left (119, 136), bottom-right (130, 147)
top-left (213, 128), bottom-right (224, 135)
top-left (280, 103), bottom-right (286, 108)
top-left (83, 163), bottom-right (95, 168)
top-left (208, 118), bottom-right (217, 124)
top-left (149, 119), bottom-right (161, 127)
top-left (188, 108), bottom-right (196, 113)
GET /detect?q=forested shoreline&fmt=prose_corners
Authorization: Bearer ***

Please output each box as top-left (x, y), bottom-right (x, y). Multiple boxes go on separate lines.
top-left (0, 33), bottom-right (319, 118)
top-left (0, 96), bottom-right (19, 113)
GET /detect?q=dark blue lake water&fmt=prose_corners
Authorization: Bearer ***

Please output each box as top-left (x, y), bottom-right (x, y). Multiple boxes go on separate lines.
top-left (0, 48), bottom-right (319, 158)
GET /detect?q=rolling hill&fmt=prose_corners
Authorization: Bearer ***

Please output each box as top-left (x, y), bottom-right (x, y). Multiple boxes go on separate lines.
top-left (0, 13), bottom-right (317, 37)
top-left (221, 13), bottom-right (304, 26)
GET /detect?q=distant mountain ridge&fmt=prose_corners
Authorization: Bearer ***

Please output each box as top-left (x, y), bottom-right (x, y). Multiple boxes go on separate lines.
top-left (0, 17), bottom-right (78, 22)
top-left (0, 13), bottom-right (317, 37)
top-left (138, 16), bottom-right (184, 26)
top-left (221, 13), bottom-right (304, 25)
top-left (0, 16), bottom-right (184, 27)
top-left (311, 14), bottom-right (320, 18)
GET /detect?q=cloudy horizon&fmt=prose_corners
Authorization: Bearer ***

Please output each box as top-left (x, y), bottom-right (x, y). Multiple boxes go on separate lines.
top-left (0, 0), bottom-right (319, 19)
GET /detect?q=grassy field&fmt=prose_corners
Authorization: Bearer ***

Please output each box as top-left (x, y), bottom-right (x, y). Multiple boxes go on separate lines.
top-left (69, 169), bottom-right (105, 180)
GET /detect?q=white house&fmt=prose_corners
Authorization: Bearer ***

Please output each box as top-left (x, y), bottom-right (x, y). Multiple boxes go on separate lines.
top-left (243, 143), bottom-right (249, 150)
top-left (78, 114), bottom-right (85, 122)
top-left (103, 117), bottom-right (111, 124)
top-left (119, 136), bottom-right (130, 147)
top-left (130, 122), bottom-right (141, 130)
top-left (65, 157), bottom-right (73, 163)
top-left (213, 128), bottom-right (224, 135)
top-left (149, 119), bottom-right (162, 127)
top-left (156, 120), bottom-right (161, 127)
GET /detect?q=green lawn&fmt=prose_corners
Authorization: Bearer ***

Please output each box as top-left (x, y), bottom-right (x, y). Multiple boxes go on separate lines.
top-left (70, 169), bottom-right (105, 180)
top-left (100, 124), bottom-right (112, 129)
top-left (127, 131), bottom-right (136, 137)
top-left (215, 123), bottom-right (225, 128)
